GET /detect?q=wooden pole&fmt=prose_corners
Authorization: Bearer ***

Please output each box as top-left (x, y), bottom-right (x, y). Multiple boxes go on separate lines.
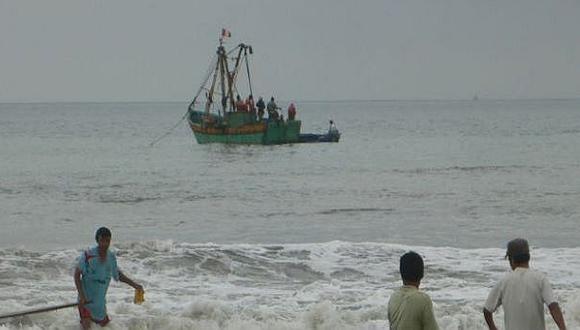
top-left (0, 302), bottom-right (79, 320)
top-left (244, 47), bottom-right (253, 97)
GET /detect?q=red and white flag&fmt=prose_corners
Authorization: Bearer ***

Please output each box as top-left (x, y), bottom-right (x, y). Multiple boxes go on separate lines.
top-left (221, 28), bottom-right (231, 39)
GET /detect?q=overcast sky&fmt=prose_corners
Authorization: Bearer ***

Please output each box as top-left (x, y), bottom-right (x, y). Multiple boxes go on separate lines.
top-left (1, 0), bottom-right (579, 102)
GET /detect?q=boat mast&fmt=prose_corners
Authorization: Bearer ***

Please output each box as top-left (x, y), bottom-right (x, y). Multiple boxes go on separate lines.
top-left (206, 54), bottom-right (220, 115)
top-left (217, 44), bottom-right (228, 112)
top-left (223, 51), bottom-right (236, 112)
top-left (216, 41), bottom-right (254, 113)
top-left (244, 45), bottom-right (254, 97)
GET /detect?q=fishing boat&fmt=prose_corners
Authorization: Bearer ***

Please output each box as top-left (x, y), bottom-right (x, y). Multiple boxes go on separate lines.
top-left (186, 34), bottom-right (339, 145)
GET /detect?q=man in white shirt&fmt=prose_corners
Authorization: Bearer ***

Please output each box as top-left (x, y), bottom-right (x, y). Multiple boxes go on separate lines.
top-left (483, 238), bottom-right (567, 330)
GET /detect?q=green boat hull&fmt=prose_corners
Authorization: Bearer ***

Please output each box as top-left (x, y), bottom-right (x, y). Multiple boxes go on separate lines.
top-left (192, 130), bottom-right (265, 144)
top-left (189, 110), bottom-right (302, 145)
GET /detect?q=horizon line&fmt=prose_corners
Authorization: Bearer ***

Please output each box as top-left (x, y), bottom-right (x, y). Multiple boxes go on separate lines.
top-left (1, 96), bottom-right (579, 105)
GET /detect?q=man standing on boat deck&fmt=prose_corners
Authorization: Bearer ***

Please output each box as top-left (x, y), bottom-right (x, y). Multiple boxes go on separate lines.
top-left (328, 120), bottom-right (338, 134)
top-left (74, 227), bottom-right (143, 329)
top-left (267, 97), bottom-right (280, 120)
top-left (247, 94), bottom-right (256, 118)
top-left (235, 95), bottom-right (247, 112)
top-left (388, 251), bottom-right (439, 330)
top-left (483, 238), bottom-right (567, 330)
top-left (256, 96), bottom-right (266, 120)
top-left (287, 103), bottom-right (296, 120)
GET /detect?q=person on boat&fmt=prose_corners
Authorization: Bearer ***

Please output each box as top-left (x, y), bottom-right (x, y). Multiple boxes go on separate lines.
top-left (287, 103), bottom-right (297, 120)
top-left (247, 94), bottom-right (256, 118)
top-left (388, 251), bottom-right (439, 330)
top-left (256, 97), bottom-right (266, 121)
top-left (246, 94), bottom-right (255, 112)
top-left (74, 227), bottom-right (143, 329)
top-left (235, 95), bottom-right (247, 112)
top-left (267, 97), bottom-right (280, 120)
top-left (204, 92), bottom-right (213, 113)
top-left (328, 120), bottom-right (338, 135)
top-left (483, 238), bottom-right (567, 330)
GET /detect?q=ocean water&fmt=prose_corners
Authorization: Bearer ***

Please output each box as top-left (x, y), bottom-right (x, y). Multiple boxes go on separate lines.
top-left (1, 99), bottom-right (580, 329)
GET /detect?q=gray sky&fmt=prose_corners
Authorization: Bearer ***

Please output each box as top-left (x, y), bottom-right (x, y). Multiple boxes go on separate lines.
top-left (1, 0), bottom-right (579, 102)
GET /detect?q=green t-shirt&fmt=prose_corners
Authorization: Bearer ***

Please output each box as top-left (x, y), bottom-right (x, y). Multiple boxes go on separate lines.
top-left (388, 285), bottom-right (439, 330)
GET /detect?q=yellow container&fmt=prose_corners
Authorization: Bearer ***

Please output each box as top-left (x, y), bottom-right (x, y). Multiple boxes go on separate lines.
top-left (134, 288), bottom-right (145, 305)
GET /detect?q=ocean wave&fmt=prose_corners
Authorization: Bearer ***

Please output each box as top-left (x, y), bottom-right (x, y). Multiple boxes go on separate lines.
top-left (1, 241), bottom-right (580, 329)
top-left (317, 208), bottom-right (394, 215)
top-left (392, 164), bottom-right (538, 175)
top-left (2, 296), bottom-right (580, 330)
top-left (97, 194), bottom-right (161, 204)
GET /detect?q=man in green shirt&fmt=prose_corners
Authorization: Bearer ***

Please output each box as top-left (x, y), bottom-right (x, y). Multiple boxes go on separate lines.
top-left (388, 251), bottom-right (439, 330)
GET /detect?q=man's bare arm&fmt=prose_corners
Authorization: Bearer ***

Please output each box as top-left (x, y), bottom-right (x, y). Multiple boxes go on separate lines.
top-left (483, 308), bottom-right (498, 330)
top-left (119, 271), bottom-right (143, 291)
top-left (74, 267), bottom-right (87, 305)
top-left (548, 302), bottom-right (567, 330)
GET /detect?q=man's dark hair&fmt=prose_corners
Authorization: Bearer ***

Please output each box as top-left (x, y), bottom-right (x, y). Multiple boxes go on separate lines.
top-left (510, 253), bottom-right (530, 263)
top-left (506, 238), bottom-right (530, 264)
top-left (95, 227), bottom-right (112, 242)
top-left (400, 251), bottom-right (424, 282)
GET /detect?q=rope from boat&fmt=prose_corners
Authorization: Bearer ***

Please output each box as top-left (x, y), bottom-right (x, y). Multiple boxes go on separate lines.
top-left (148, 54), bottom-right (217, 147)
top-left (188, 53), bottom-right (218, 111)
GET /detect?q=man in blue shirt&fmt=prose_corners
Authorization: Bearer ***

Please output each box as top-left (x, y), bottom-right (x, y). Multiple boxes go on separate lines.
top-left (74, 227), bottom-right (143, 329)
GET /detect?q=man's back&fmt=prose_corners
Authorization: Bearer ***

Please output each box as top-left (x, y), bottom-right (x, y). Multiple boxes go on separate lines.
top-left (484, 268), bottom-right (555, 330)
top-left (388, 286), bottom-right (439, 330)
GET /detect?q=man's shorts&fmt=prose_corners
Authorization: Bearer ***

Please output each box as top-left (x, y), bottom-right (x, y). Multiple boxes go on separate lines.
top-left (78, 305), bottom-right (111, 327)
